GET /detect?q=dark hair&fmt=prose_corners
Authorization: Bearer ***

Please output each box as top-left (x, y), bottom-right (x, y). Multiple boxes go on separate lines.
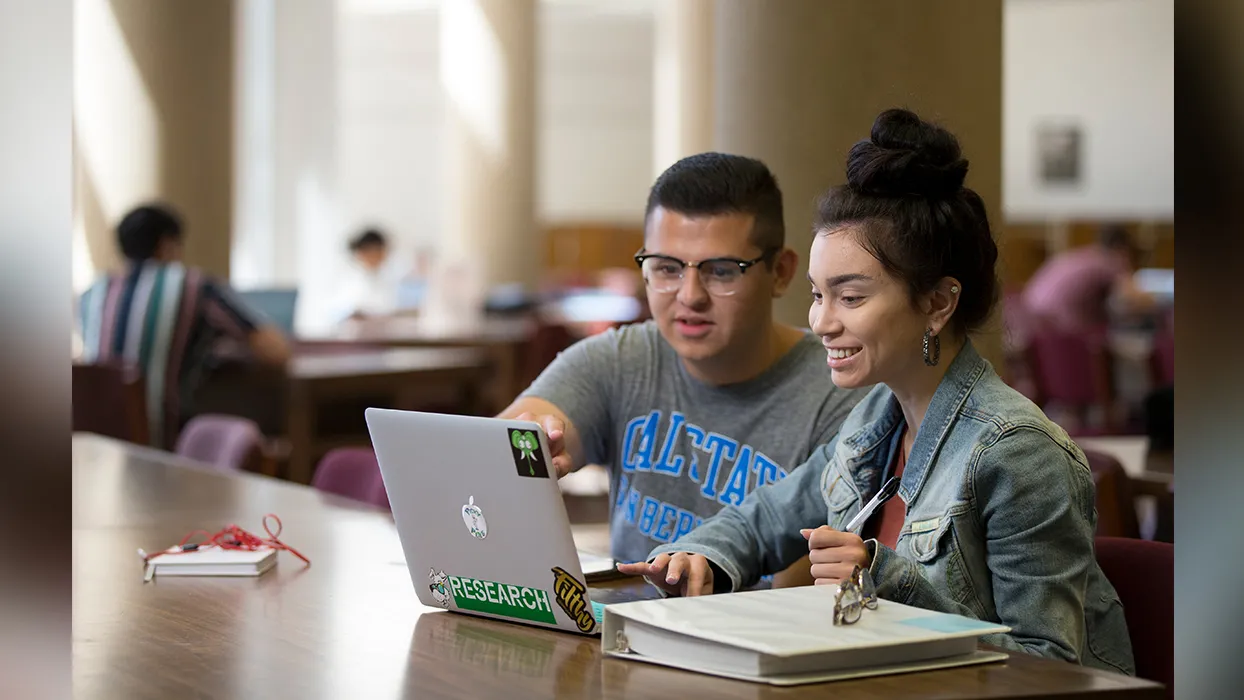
top-left (644, 152), bottom-right (785, 254)
top-left (1097, 224), bottom-right (1134, 250)
top-left (349, 228), bottom-right (388, 252)
top-left (117, 204), bottom-right (183, 261)
top-left (813, 109), bottom-right (998, 335)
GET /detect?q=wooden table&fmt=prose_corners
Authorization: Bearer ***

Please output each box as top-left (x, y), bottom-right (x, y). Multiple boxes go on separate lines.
top-left (286, 347), bottom-right (489, 484)
top-left (73, 434), bottom-right (1164, 700)
top-left (299, 316), bottom-right (536, 414)
top-left (1073, 437), bottom-right (1173, 480)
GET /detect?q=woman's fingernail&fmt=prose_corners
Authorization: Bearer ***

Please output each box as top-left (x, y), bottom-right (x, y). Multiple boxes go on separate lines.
top-left (666, 575), bottom-right (678, 584)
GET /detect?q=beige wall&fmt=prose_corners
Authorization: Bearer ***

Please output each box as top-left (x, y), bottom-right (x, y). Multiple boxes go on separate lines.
top-left (334, 2), bottom-right (655, 264)
top-left (1004, 0), bottom-right (1173, 220)
top-left (74, 0), bottom-right (234, 282)
top-left (714, 0), bottom-right (1003, 365)
top-left (652, 0), bottom-right (714, 176)
top-left (439, 0), bottom-right (539, 292)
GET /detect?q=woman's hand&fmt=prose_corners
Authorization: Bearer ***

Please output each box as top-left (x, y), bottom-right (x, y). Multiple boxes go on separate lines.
top-left (801, 526), bottom-right (870, 585)
top-left (616, 552), bottom-right (715, 597)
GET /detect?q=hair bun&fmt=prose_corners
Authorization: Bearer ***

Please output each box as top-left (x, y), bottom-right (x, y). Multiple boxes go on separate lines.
top-left (845, 108), bottom-right (969, 198)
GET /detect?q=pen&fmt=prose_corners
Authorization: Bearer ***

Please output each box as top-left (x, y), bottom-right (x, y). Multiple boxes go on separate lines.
top-left (844, 476), bottom-right (900, 534)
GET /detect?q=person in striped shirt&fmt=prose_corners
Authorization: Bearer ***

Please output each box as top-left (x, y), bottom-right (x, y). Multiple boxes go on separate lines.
top-left (77, 204), bottom-right (291, 448)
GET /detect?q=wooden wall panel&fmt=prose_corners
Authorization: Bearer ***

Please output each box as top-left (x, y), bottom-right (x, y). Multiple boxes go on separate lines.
top-left (544, 223), bottom-right (645, 283)
top-left (999, 234), bottom-right (1048, 292)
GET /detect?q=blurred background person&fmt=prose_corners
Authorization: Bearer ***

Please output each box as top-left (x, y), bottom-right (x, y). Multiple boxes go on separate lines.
top-left (1022, 224), bottom-right (1158, 332)
top-left (332, 228), bottom-right (404, 322)
top-left (76, 203), bottom-right (291, 448)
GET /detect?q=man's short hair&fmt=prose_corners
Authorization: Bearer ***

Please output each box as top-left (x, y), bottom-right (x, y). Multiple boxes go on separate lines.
top-left (349, 228), bottom-right (388, 252)
top-left (644, 152), bottom-right (785, 252)
top-left (117, 204), bottom-right (183, 261)
top-left (1098, 224), bottom-right (1134, 251)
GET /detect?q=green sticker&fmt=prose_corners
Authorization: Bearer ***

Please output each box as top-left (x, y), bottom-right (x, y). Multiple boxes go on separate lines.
top-left (509, 428), bottom-right (549, 478)
top-left (448, 575), bottom-right (557, 625)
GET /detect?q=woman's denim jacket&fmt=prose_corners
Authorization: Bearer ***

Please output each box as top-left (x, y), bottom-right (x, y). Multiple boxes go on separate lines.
top-left (648, 341), bottom-right (1135, 675)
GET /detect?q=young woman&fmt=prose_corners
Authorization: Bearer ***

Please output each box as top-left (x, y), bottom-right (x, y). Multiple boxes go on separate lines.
top-left (616, 109), bottom-right (1135, 675)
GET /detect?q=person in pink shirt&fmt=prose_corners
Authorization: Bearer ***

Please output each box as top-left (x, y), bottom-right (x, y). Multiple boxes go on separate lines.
top-left (1022, 226), bottom-right (1156, 331)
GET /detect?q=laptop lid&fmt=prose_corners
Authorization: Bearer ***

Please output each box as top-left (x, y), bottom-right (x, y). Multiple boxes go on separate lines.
top-left (366, 408), bottom-right (603, 635)
top-left (237, 288), bottom-right (298, 335)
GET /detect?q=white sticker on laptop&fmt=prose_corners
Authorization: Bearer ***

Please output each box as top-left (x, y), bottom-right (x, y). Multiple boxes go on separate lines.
top-left (429, 568), bottom-right (452, 607)
top-left (461, 495), bottom-right (488, 539)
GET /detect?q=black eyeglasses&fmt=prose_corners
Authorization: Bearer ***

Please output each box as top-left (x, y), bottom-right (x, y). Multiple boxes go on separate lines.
top-left (633, 248), bottom-right (777, 296)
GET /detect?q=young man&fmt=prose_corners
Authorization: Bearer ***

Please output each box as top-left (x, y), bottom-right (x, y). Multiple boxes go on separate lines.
top-left (77, 203), bottom-right (291, 448)
top-left (500, 153), bottom-right (864, 579)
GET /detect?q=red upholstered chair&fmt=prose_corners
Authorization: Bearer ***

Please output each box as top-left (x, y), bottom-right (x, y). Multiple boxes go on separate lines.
top-left (1081, 449), bottom-right (1140, 539)
top-left (72, 362), bottom-right (150, 445)
top-left (1027, 324), bottom-right (1117, 435)
top-left (175, 414), bottom-right (268, 473)
top-left (311, 448), bottom-right (389, 509)
top-left (1095, 537), bottom-right (1173, 697)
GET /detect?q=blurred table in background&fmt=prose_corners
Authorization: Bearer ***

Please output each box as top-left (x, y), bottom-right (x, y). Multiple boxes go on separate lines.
top-left (285, 347), bottom-right (489, 484)
top-left (1074, 436), bottom-right (1171, 479)
top-left (194, 308), bottom-right (634, 487)
top-left (1107, 328), bottom-right (1160, 408)
top-left (539, 291), bottom-right (647, 340)
top-left (189, 346), bottom-right (491, 484)
top-left (300, 316), bottom-right (536, 413)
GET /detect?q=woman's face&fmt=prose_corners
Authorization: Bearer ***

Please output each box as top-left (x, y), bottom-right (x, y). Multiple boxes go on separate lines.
top-left (806, 227), bottom-right (934, 390)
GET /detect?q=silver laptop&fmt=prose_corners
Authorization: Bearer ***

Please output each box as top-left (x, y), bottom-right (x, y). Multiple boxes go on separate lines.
top-left (365, 408), bottom-right (651, 635)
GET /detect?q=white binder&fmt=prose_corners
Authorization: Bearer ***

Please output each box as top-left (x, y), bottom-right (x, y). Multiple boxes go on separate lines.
top-left (601, 586), bottom-right (1010, 685)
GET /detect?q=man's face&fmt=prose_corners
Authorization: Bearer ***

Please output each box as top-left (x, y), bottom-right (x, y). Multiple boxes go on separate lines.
top-left (355, 244), bottom-right (388, 271)
top-left (642, 207), bottom-right (786, 365)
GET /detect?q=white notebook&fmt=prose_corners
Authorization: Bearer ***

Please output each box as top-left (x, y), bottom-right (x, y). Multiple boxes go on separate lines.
top-left (146, 546), bottom-right (277, 579)
top-left (601, 585), bottom-right (1009, 685)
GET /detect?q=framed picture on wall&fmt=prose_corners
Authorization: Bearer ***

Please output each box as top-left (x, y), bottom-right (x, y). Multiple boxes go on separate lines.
top-left (1036, 122), bottom-right (1082, 185)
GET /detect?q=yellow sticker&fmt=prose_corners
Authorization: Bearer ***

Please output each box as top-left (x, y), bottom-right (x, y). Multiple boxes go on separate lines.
top-left (551, 566), bottom-right (596, 633)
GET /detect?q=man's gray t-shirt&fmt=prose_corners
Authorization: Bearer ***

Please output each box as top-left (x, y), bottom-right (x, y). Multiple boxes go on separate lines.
top-left (522, 321), bottom-right (864, 563)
